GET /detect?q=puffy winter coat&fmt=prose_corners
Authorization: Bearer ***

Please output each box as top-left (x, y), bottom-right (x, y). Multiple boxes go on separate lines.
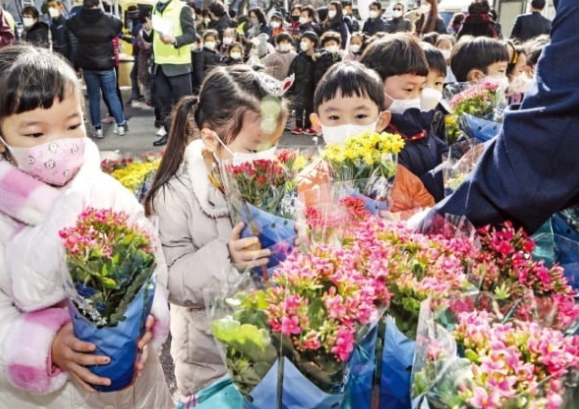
top-left (153, 140), bottom-right (241, 396)
top-left (387, 109), bottom-right (449, 202)
top-left (288, 52), bottom-right (315, 101)
top-left (314, 50), bottom-right (342, 85)
top-left (66, 7), bottom-right (122, 70)
top-left (0, 139), bottom-right (173, 409)
top-left (263, 49), bottom-right (297, 81)
top-left (23, 21), bottom-right (50, 48)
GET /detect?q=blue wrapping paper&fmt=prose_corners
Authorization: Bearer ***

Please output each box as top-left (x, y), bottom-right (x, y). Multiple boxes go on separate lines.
top-left (68, 278), bottom-right (155, 392)
top-left (380, 317), bottom-right (416, 409)
top-left (243, 357), bottom-right (346, 409)
top-left (462, 114), bottom-right (501, 142)
top-left (239, 202), bottom-right (296, 269)
top-left (342, 325), bottom-right (378, 409)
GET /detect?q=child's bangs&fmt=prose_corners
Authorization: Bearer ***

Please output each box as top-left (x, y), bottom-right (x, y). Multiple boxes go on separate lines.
top-left (314, 64), bottom-right (386, 111)
top-left (0, 52), bottom-right (79, 118)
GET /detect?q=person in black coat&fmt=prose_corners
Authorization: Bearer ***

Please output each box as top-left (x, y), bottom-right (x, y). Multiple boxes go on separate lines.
top-left (510, 0), bottom-right (552, 42)
top-left (208, 1), bottom-right (232, 42)
top-left (47, 0), bottom-right (77, 63)
top-left (363, 1), bottom-right (387, 36)
top-left (196, 29), bottom-right (222, 85)
top-left (314, 31), bottom-right (343, 85)
top-left (288, 31), bottom-right (318, 135)
top-left (299, 6), bottom-right (322, 37)
top-left (323, 1), bottom-right (349, 49)
top-left (67, 0), bottom-right (127, 137)
top-left (384, 2), bottom-right (413, 33)
top-left (21, 6), bottom-right (49, 48)
top-left (431, 0), bottom-right (578, 235)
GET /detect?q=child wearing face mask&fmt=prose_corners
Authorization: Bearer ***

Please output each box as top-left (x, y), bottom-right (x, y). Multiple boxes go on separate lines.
top-left (343, 32), bottom-right (366, 62)
top-left (20, 6), bottom-right (50, 48)
top-left (435, 34), bottom-right (457, 83)
top-left (195, 29), bottom-right (222, 86)
top-left (0, 45), bottom-right (173, 409)
top-left (450, 36), bottom-right (509, 82)
top-left (144, 66), bottom-right (288, 400)
top-left (361, 33), bottom-right (449, 201)
top-left (219, 27), bottom-right (240, 55)
top-left (222, 42), bottom-right (244, 65)
top-left (314, 31), bottom-right (343, 86)
top-left (422, 43), bottom-right (451, 144)
top-left (269, 11), bottom-right (285, 42)
top-left (264, 32), bottom-right (297, 81)
top-left (288, 31), bottom-right (319, 136)
top-left (299, 61), bottom-right (434, 215)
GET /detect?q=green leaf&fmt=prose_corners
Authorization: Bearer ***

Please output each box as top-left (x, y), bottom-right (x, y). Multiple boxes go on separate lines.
top-left (212, 318), bottom-right (277, 363)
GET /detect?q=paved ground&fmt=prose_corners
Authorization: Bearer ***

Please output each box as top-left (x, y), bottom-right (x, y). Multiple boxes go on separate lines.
top-left (93, 89), bottom-right (318, 403)
top-left (93, 90), bottom-right (318, 156)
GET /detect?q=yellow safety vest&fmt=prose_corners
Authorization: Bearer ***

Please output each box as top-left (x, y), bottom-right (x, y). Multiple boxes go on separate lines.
top-left (153, 0), bottom-right (191, 65)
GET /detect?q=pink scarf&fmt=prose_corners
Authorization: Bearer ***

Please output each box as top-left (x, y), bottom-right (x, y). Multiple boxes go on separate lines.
top-left (0, 159), bottom-right (61, 230)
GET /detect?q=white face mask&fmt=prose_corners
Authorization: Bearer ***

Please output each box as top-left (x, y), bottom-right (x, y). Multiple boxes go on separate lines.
top-left (440, 49), bottom-right (452, 60)
top-left (48, 7), bottom-right (60, 18)
top-left (321, 121), bottom-right (379, 145)
top-left (230, 51), bottom-right (242, 60)
top-left (204, 41), bottom-right (216, 50)
top-left (270, 21), bottom-right (281, 29)
top-left (420, 88), bottom-right (443, 111)
top-left (369, 10), bottom-right (379, 19)
top-left (328, 10), bottom-right (337, 19)
top-left (300, 41), bottom-right (310, 52)
top-left (299, 16), bottom-right (308, 25)
top-left (350, 44), bottom-right (361, 53)
top-left (216, 134), bottom-right (277, 166)
top-left (326, 45), bottom-right (339, 54)
top-left (393, 10), bottom-right (403, 18)
top-left (279, 43), bottom-right (292, 52)
top-left (204, 17), bottom-right (211, 25)
top-left (223, 37), bottom-right (233, 45)
top-left (388, 96), bottom-right (421, 115)
top-left (22, 17), bottom-right (34, 28)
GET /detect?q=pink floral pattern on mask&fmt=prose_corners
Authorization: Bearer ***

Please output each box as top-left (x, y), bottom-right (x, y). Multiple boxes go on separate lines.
top-left (7, 138), bottom-right (86, 187)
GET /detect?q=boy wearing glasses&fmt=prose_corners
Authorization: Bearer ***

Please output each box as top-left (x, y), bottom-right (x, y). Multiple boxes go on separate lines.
top-left (385, 2), bottom-right (412, 33)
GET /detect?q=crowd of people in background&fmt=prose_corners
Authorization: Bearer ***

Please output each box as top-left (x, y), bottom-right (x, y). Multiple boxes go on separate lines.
top-left (0, 0), bottom-right (553, 147)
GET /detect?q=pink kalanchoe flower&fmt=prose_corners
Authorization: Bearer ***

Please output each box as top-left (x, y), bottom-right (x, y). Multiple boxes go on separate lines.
top-left (280, 315), bottom-right (301, 336)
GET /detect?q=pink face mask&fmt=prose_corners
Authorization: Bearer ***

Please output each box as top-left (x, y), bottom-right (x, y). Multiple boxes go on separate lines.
top-left (0, 137), bottom-right (86, 186)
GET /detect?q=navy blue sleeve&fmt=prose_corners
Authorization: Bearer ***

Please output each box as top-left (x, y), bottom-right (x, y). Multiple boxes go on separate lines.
top-left (435, 0), bottom-right (579, 233)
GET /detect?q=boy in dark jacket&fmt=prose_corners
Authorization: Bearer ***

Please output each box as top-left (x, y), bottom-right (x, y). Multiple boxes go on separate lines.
top-left (47, 0), bottom-right (77, 63)
top-left (288, 31), bottom-right (318, 136)
top-left (21, 6), bottom-right (50, 48)
top-left (195, 29), bottom-right (222, 85)
top-left (314, 31), bottom-right (343, 85)
top-left (361, 33), bottom-right (448, 202)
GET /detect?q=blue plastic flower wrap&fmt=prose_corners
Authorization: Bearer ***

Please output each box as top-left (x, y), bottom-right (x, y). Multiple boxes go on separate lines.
top-left (243, 357), bottom-right (347, 409)
top-left (380, 316), bottom-right (416, 409)
top-left (341, 324), bottom-right (379, 409)
top-left (68, 277), bottom-right (156, 392)
top-left (461, 114), bottom-right (501, 142)
top-left (239, 202), bottom-right (296, 271)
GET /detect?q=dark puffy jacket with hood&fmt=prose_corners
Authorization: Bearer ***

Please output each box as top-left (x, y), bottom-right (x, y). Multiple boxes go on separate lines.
top-left (66, 7), bottom-right (122, 70)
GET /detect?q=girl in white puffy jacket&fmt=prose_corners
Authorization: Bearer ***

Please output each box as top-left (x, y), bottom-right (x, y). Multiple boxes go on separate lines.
top-left (0, 45), bottom-right (173, 409)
